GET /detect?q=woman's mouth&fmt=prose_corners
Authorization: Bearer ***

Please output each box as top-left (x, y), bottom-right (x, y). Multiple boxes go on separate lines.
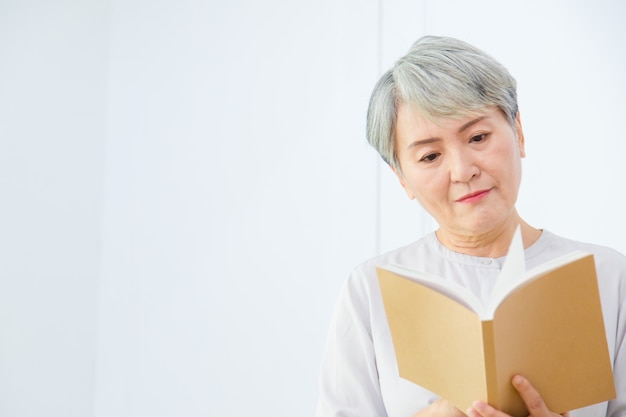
top-left (456, 189), bottom-right (491, 203)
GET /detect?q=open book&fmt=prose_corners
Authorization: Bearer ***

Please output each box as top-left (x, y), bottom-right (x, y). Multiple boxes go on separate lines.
top-left (377, 228), bottom-right (615, 417)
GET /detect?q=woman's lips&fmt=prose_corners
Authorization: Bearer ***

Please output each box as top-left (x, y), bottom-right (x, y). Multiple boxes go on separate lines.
top-left (456, 189), bottom-right (491, 203)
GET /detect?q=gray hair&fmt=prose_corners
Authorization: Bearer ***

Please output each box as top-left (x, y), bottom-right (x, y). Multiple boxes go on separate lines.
top-left (366, 36), bottom-right (518, 169)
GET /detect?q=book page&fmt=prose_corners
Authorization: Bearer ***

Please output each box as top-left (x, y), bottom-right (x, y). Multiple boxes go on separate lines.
top-left (486, 226), bottom-right (526, 315)
top-left (383, 264), bottom-right (485, 316)
top-left (487, 226), bottom-right (591, 316)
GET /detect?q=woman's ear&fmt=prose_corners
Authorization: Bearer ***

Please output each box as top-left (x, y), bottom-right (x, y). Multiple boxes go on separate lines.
top-left (391, 165), bottom-right (416, 200)
top-left (515, 112), bottom-right (526, 158)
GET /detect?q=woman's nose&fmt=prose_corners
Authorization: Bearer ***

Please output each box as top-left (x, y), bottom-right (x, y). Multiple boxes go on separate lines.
top-left (449, 152), bottom-right (479, 183)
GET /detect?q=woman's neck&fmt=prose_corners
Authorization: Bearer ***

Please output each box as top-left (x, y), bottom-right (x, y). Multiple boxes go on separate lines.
top-left (435, 218), bottom-right (541, 258)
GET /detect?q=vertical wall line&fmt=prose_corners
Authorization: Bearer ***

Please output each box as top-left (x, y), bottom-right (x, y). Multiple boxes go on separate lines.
top-left (420, 0), bottom-right (434, 235)
top-left (374, 0), bottom-right (384, 255)
top-left (423, 0), bottom-right (431, 34)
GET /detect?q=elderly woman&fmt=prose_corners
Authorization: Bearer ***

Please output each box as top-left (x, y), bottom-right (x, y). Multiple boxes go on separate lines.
top-left (316, 36), bottom-right (626, 417)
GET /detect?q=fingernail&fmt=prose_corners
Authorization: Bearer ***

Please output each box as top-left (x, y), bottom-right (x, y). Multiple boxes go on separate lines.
top-left (512, 375), bottom-right (524, 386)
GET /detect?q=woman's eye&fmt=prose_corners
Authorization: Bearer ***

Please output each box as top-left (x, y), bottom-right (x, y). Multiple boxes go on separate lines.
top-left (470, 133), bottom-right (487, 143)
top-left (420, 152), bottom-right (440, 162)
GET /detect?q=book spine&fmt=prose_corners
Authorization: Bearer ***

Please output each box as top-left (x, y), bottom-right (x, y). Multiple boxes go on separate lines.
top-left (482, 320), bottom-right (499, 405)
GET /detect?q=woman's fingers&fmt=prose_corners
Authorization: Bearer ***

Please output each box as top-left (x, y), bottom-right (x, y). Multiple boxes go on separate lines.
top-left (467, 400), bottom-right (506, 417)
top-left (512, 375), bottom-right (549, 416)
top-left (468, 375), bottom-right (570, 417)
top-left (511, 375), bottom-right (569, 417)
top-left (411, 399), bottom-right (467, 417)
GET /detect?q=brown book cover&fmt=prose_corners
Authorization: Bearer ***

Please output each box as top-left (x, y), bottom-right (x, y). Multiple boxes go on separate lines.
top-left (377, 229), bottom-right (615, 417)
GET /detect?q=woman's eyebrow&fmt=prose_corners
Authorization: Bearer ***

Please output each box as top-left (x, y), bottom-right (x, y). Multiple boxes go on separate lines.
top-left (407, 137), bottom-right (440, 150)
top-left (458, 116), bottom-right (488, 133)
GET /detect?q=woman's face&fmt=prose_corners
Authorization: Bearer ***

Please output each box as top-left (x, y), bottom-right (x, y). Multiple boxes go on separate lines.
top-left (393, 104), bottom-right (525, 238)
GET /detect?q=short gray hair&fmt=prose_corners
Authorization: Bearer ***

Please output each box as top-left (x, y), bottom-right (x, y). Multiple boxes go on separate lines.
top-left (366, 36), bottom-right (518, 169)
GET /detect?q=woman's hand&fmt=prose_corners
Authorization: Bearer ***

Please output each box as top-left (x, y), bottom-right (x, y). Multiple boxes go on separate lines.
top-left (411, 398), bottom-right (467, 417)
top-left (466, 375), bottom-right (569, 417)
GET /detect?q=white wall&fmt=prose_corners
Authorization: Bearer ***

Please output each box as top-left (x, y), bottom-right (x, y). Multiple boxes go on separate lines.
top-left (94, 1), bottom-right (379, 416)
top-left (1, 1), bottom-right (625, 417)
top-left (0, 1), bottom-right (108, 416)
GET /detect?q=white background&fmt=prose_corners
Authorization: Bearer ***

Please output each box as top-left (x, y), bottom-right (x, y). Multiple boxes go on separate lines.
top-left (1, 1), bottom-right (625, 416)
